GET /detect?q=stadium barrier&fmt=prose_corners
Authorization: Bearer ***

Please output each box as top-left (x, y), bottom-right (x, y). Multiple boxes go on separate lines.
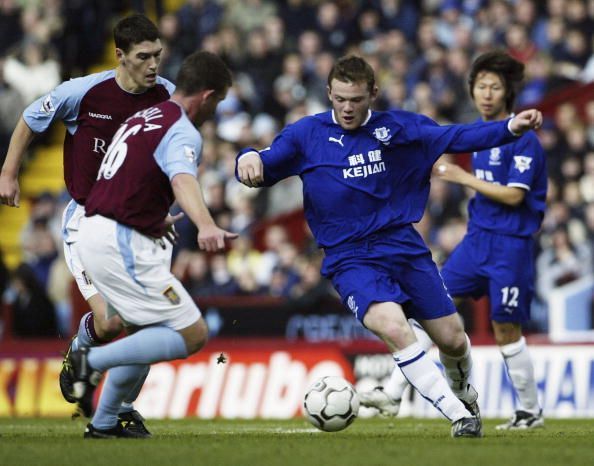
top-left (1, 338), bottom-right (594, 419)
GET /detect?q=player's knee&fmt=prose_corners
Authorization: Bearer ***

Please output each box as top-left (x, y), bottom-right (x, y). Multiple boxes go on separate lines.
top-left (434, 327), bottom-right (467, 356)
top-left (183, 318), bottom-right (209, 355)
top-left (94, 315), bottom-right (123, 340)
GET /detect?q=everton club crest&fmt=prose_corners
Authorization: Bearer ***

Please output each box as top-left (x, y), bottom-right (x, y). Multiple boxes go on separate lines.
top-left (373, 126), bottom-right (391, 145)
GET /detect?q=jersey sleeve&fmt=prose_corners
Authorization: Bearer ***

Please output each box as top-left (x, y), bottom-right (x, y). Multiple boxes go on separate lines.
top-left (506, 133), bottom-right (544, 191)
top-left (415, 115), bottom-right (518, 163)
top-left (237, 120), bottom-right (305, 186)
top-left (22, 72), bottom-right (111, 134)
top-left (156, 76), bottom-right (176, 96)
top-left (153, 120), bottom-right (202, 180)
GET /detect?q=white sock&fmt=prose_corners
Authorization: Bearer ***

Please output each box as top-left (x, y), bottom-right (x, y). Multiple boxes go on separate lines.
top-left (383, 320), bottom-right (433, 400)
top-left (394, 342), bottom-right (469, 422)
top-left (439, 334), bottom-right (473, 401)
top-left (500, 336), bottom-right (540, 414)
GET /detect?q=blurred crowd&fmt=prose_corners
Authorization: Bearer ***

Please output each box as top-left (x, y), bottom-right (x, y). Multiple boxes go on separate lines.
top-left (1, 0), bottom-right (593, 338)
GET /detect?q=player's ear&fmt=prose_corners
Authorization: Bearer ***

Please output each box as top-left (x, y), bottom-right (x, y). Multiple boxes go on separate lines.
top-left (201, 89), bottom-right (215, 103)
top-left (116, 48), bottom-right (125, 65)
top-left (327, 85), bottom-right (332, 101)
top-left (370, 84), bottom-right (379, 101)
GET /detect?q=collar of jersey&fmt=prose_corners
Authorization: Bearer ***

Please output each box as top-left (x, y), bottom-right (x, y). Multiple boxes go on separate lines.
top-left (331, 109), bottom-right (372, 127)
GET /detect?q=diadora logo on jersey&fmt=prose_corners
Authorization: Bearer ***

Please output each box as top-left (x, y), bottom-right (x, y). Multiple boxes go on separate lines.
top-left (373, 126), bottom-right (391, 145)
top-left (347, 295), bottom-right (358, 315)
top-left (88, 112), bottom-right (113, 120)
top-left (343, 149), bottom-right (386, 179)
top-left (489, 147), bottom-right (502, 165)
top-left (41, 95), bottom-right (55, 114)
top-left (184, 145), bottom-right (197, 163)
top-left (329, 134), bottom-right (344, 147)
top-left (513, 155), bottom-right (532, 173)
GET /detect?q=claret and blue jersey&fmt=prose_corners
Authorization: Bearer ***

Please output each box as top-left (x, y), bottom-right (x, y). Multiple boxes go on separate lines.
top-left (238, 109), bottom-right (520, 249)
top-left (467, 130), bottom-right (547, 237)
top-left (22, 70), bottom-right (175, 205)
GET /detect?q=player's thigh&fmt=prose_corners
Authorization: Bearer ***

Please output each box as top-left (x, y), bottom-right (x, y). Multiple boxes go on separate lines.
top-left (78, 216), bottom-right (201, 331)
top-left (396, 252), bottom-right (457, 321)
top-left (440, 238), bottom-right (485, 299)
top-left (329, 261), bottom-right (408, 324)
top-left (488, 237), bottom-right (534, 324)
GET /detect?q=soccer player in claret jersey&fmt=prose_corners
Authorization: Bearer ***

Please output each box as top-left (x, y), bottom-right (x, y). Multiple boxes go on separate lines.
top-left (359, 51), bottom-right (546, 431)
top-left (0, 14), bottom-right (174, 436)
top-left (236, 55), bottom-right (543, 438)
top-left (68, 50), bottom-right (236, 439)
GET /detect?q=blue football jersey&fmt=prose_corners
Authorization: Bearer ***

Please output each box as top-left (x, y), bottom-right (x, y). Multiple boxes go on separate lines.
top-left (238, 109), bottom-right (520, 248)
top-left (467, 130), bottom-right (547, 236)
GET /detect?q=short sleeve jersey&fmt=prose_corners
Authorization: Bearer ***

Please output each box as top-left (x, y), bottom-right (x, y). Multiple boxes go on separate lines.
top-left (23, 71), bottom-right (175, 205)
top-left (84, 100), bottom-right (202, 237)
top-left (467, 130), bottom-right (547, 236)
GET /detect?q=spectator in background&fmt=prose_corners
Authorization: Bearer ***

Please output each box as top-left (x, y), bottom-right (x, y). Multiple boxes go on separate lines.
top-left (0, 58), bottom-right (24, 163)
top-left (2, 39), bottom-right (60, 104)
top-left (7, 263), bottom-right (57, 338)
top-left (536, 224), bottom-right (593, 302)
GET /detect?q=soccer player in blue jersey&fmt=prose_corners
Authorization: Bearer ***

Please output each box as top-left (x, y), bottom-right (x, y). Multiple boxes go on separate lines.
top-left (236, 55), bottom-right (543, 438)
top-left (360, 51), bottom-right (546, 431)
top-left (67, 50), bottom-right (235, 438)
top-left (0, 15), bottom-right (174, 436)
top-left (435, 51), bottom-right (546, 430)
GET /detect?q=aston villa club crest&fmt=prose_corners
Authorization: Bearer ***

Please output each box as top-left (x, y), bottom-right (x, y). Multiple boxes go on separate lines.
top-left (373, 126), bottom-right (391, 145)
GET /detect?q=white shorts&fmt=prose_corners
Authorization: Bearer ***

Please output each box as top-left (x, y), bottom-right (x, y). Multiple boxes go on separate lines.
top-left (61, 200), bottom-right (98, 300)
top-left (78, 214), bottom-right (201, 330)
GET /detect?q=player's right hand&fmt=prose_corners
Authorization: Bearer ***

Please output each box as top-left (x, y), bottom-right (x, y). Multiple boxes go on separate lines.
top-left (197, 224), bottom-right (239, 252)
top-left (0, 175), bottom-right (20, 207)
top-left (237, 151), bottom-right (264, 187)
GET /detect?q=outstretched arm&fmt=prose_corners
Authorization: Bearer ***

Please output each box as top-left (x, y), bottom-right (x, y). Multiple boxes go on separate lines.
top-left (433, 161), bottom-right (526, 206)
top-left (0, 117), bottom-right (36, 207)
top-left (420, 109), bottom-right (543, 156)
top-left (171, 173), bottom-right (238, 251)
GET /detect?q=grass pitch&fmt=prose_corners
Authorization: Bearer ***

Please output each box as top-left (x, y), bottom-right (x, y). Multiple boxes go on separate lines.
top-left (0, 418), bottom-right (592, 466)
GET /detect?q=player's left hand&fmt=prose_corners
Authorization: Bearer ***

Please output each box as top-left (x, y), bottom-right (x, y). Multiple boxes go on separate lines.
top-left (197, 223), bottom-right (239, 252)
top-left (509, 109), bottom-right (542, 134)
top-left (237, 151), bottom-right (264, 187)
top-left (163, 212), bottom-right (184, 245)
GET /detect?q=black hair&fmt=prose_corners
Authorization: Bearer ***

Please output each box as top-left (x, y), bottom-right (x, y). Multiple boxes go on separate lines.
top-left (468, 51), bottom-right (524, 112)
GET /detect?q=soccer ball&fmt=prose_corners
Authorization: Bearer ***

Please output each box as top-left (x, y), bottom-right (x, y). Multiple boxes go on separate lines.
top-left (303, 376), bottom-right (359, 432)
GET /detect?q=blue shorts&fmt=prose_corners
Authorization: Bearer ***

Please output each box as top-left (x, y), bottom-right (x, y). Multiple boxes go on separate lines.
top-left (321, 225), bottom-right (456, 323)
top-left (440, 228), bottom-right (534, 323)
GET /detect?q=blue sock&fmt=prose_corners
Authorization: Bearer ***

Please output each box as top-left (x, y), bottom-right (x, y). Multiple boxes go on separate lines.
top-left (119, 365), bottom-right (150, 413)
top-left (72, 312), bottom-right (105, 351)
top-left (92, 365), bottom-right (147, 430)
top-left (87, 326), bottom-right (188, 372)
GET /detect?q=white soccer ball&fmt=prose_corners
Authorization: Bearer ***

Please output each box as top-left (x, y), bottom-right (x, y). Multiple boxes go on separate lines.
top-left (303, 376), bottom-right (359, 432)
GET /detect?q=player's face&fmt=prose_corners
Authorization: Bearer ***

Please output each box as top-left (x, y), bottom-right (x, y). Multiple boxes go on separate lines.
top-left (328, 79), bottom-right (377, 130)
top-left (195, 88), bottom-right (229, 125)
top-left (118, 40), bottom-right (163, 92)
top-left (472, 71), bottom-right (508, 121)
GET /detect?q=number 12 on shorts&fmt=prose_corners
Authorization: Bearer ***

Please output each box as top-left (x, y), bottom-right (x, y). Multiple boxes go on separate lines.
top-left (501, 286), bottom-right (519, 307)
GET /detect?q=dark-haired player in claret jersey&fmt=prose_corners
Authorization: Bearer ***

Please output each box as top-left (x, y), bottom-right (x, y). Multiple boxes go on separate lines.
top-left (0, 14), bottom-right (174, 436)
top-left (68, 50), bottom-right (236, 439)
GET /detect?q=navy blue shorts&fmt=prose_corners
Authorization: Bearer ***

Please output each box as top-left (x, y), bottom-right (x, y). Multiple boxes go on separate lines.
top-left (440, 228), bottom-right (534, 323)
top-left (321, 225), bottom-right (456, 323)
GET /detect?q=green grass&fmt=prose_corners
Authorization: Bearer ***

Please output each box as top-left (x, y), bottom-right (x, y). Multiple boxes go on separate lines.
top-left (0, 418), bottom-right (592, 466)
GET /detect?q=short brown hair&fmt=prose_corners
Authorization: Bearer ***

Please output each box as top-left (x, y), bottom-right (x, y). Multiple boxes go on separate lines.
top-left (114, 14), bottom-right (160, 53)
top-left (468, 51), bottom-right (524, 112)
top-left (175, 51), bottom-right (232, 96)
top-left (327, 55), bottom-right (376, 92)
